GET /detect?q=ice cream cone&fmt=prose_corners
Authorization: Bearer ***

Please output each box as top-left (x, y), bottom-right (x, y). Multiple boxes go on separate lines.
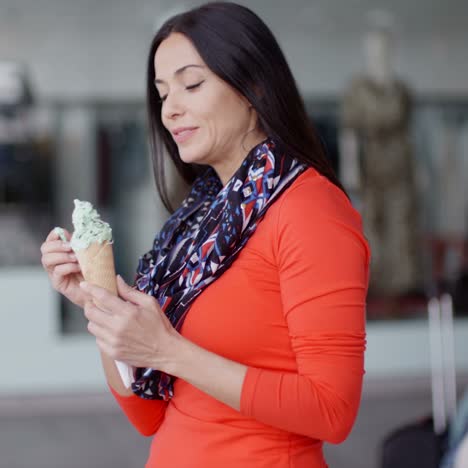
top-left (75, 241), bottom-right (117, 305)
top-left (75, 240), bottom-right (134, 388)
top-left (61, 199), bottom-right (135, 389)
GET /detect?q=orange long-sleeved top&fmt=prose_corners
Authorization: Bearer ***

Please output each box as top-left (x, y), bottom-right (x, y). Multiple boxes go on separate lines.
top-left (110, 167), bottom-right (371, 468)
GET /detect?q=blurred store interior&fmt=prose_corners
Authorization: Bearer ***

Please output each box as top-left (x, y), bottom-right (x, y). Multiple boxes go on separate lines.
top-left (0, 0), bottom-right (468, 467)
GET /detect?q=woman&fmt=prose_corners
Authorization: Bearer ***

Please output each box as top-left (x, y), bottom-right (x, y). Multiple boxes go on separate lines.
top-left (40, 2), bottom-right (371, 467)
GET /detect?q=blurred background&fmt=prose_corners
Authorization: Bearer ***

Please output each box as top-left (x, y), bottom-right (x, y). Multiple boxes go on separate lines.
top-left (0, 0), bottom-right (467, 467)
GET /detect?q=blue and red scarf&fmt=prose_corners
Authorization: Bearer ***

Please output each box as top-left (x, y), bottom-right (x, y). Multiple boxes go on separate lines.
top-left (132, 136), bottom-right (307, 400)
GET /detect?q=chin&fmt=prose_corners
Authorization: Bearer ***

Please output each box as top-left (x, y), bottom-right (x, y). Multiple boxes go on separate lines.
top-left (178, 145), bottom-right (208, 165)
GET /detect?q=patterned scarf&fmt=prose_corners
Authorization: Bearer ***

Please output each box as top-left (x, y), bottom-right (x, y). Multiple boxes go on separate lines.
top-left (131, 136), bottom-right (307, 400)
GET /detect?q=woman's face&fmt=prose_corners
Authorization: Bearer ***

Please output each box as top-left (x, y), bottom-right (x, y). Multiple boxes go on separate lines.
top-left (154, 33), bottom-right (265, 184)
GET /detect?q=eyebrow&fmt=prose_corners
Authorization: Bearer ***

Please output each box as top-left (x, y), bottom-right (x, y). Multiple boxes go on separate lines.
top-left (154, 64), bottom-right (205, 85)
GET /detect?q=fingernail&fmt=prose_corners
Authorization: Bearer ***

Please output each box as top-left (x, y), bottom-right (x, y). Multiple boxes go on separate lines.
top-left (80, 281), bottom-right (88, 289)
top-left (69, 254), bottom-right (77, 261)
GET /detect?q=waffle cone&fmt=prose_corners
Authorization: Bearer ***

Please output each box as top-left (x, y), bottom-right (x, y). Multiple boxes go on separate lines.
top-left (73, 235), bottom-right (133, 387)
top-left (75, 241), bottom-right (117, 308)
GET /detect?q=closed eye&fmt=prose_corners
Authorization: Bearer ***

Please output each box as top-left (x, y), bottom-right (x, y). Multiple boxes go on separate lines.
top-left (186, 80), bottom-right (204, 91)
top-left (158, 80), bottom-right (205, 103)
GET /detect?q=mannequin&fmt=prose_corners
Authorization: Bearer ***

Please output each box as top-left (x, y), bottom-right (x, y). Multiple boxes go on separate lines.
top-left (339, 29), bottom-right (421, 302)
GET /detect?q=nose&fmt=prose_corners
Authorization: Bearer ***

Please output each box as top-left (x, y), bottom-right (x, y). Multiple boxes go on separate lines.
top-left (162, 91), bottom-right (185, 121)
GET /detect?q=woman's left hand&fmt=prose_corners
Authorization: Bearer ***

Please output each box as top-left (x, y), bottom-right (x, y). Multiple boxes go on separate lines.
top-left (80, 275), bottom-right (179, 371)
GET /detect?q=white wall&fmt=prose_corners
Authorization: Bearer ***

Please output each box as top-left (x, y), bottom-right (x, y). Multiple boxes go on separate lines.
top-left (0, 268), bottom-right (107, 394)
top-left (282, 32), bottom-right (468, 97)
top-left (0, 4), bottom-right (466, 100)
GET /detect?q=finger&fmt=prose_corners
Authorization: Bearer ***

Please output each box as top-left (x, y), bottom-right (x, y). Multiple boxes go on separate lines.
top-left (42, 252), bottom-right (77, 269)
top-left (95, 338), bottom-right (118, 361)
top-left (116, 275), bottom-right (154, 309)
top-left (88, 321), bottom-right (123, 361)
top-left (53, 262), bottom-right (82, 277)
top-left (84, 301), bottom-right (114, 327)
top-left (61, 228), bottom-right (72, 242)
top-left (87, 320), bottom-right (117, 348)
top-left (46, 229), bottom-right (60, 242)
top-left (80, 282), bottom-right (127, 314)
top-left (43, 256), bottom-right (76, 276)
top-left (41, 240), bottom-right (73, 255)
top-left (46, 228), bottom-right (72, 242)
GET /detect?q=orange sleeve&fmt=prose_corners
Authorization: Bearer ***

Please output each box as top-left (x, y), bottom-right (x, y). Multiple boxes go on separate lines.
top-left (240, 175), bottom-right (370, 443)
top-left (109, 384), bottom-right (168, 436)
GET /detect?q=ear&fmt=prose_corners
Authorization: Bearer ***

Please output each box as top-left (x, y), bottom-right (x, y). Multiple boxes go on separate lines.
top-left (255, 84), bottom-right (264, 99)
top-left (240, 85), bottom-right (262, 110)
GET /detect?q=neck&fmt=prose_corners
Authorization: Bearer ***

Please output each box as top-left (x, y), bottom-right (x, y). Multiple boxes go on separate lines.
top-left (363, 30), bottom-right (394, 86)
top-left (367, 61), bottom-right (393, 85)
top-left (215, 130), bottom-right (268, 187)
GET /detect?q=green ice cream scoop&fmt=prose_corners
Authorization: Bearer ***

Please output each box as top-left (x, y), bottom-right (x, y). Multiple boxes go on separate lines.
top-left (53, 227), bottom-right (68, 243)
top-left (70, 199), bottom-right (112, 252)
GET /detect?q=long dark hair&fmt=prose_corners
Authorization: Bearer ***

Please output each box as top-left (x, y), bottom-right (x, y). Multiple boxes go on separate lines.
top-left (146, 1), bottom-right (348, 213)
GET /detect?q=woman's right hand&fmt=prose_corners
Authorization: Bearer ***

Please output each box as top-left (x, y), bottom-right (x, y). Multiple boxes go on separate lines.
top-left (40, 228), bottom-right (89, 309)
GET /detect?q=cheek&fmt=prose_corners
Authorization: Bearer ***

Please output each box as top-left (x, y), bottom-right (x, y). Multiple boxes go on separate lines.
top-left (201, 94), bottom-right (247, 135)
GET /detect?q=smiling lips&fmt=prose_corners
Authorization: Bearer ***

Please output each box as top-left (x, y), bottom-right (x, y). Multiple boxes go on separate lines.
top-left (172, 127), bottom-right (199, 143)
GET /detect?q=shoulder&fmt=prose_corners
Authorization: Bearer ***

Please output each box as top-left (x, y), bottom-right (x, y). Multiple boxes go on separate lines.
top-left (343, 75), bottom-right (369, 97)
top-left (274, 167), bottom-right (371, 266)
top-left (277, 167), bottom-right (363, 230)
